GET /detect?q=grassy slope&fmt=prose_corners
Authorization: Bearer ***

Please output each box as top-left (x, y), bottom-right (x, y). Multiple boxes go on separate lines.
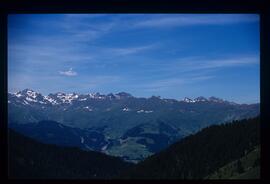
top-left (206, 145), bottom-right (260, 179)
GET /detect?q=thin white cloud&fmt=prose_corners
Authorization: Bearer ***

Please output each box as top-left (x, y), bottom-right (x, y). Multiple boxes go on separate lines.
top-left (108, 44), bottom-right (158, 56)
top-left (61, 15), bottom-right (117, 42)
top-left (136, 74), bottom-right (214, 92)
top-left (59, 68), bottom-right (77, 76)
top-left (134, 14), bottom-right (259, 28)
top-left (176, 56), bottom-right (259, 71)
top-left (134, 55), bottom-right (259, 77)
top-left (9, 41), bottom-right (95, 69)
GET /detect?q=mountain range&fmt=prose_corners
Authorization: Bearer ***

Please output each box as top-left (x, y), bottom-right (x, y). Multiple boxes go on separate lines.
top-left (8, 89), bottom-right (260, 162)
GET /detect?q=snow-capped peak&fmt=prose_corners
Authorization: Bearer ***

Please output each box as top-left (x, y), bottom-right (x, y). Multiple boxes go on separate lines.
top-left (15, 92), bottom-right (23, 98)
top-left (44, 95), bottom-right (58, 105)
top-left (93, 93), bottom-right (106, 99)
top-left (182, 97), bottom-right (195, 103)
top-left (15, 89), bottom-right (36, 97)
top-left (9, 89), bottom-right (239, 107)
top-left (194, 96), bottom-right (208, 102)
top-left (122, 107), bottom-right (131, 112)
top-left (12, 89), bottom-right (52, 105)
top-left (56, 92), bottom-right (79, 103)
top-left (88, 93), bottom-right (95, 98)
top-left (26, 90), bottom-right (37, 99)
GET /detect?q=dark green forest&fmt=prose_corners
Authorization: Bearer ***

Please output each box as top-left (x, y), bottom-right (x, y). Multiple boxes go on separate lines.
top-left (8, 129), bottom-right (133, 179)
top-left (119, 116), bottom-right (260, 179)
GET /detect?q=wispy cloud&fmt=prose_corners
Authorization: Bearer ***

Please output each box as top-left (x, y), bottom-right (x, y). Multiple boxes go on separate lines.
top-left (107, 44), bottom-right (158, 56)
top-left (136, 74), bottom-right (215, 92)
top-left (135, 55), bottom-right (259, 77)
top-left (59, 68), bottom-right (77, 76)
top-left (134, 14), bottom-right (259, 28)
top-left (8, 39), bottom-right (95, 71)
top-left (175, 55), bottom-right (259, 71)
top-left (61, 15), bottom-right (118, 42)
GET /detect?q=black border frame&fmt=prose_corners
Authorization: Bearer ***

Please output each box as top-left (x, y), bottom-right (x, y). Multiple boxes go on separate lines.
top-left (1, 0), bottom-right (270, 183)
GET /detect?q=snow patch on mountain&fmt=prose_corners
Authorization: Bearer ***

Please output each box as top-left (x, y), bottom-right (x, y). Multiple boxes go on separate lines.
top-left (182, 97), bottom-right (195, 103)
top-left (194, 96), bottom-right (208, 102)
top-left (145, 110), bottom-right (153, 113)
top-left (26, 90), bottom-right (37, 99)
top-left (9, 89), bottom-right (240, 107)
top-left (56, 93), bottom-right (78, 103)
top-left (137, 110), bottom-right (153, 113)
top-left (26, 97), bottom-right (38, 102)
top-left (84, 106), bottom-right (93, 111)
top-left (79, 98), bottom-right (87, 101)
top-left (44, 96), bottom-right (58, 105)
top-left (88, 93), bottom-right (95, 98)
top-left (15, 93), bottom-right (22, 98)
top-left (123, 107), bottom-right (131, 112)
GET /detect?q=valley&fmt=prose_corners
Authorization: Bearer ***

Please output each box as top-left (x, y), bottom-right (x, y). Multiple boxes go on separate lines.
top-left (8, 116), bottom-right (260, 179)
top-left (8, 89), bottom-right (260, 162)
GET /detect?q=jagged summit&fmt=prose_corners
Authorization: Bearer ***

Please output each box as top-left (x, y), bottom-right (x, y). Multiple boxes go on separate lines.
top-left (183, 97), bottom-right (195, 103)
top-left (180, 96), bottom-right (237, 105)
top-left (9, 89), bottom-right (239, 106)
top-left (194, 96), bottom-right (208, 102)
top-left (9, 89), bottom-right (135, 105)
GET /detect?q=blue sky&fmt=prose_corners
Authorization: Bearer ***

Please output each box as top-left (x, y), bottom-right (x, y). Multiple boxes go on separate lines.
top-left (8, 14), bottom-right (260, 103)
